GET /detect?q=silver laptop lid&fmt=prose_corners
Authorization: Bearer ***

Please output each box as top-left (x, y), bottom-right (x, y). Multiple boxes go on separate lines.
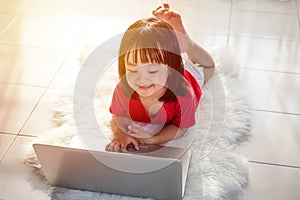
top-left (33, 144), bottom-right (190, 200)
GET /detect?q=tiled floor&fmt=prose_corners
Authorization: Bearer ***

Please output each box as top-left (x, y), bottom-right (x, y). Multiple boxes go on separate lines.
top-left (0, 0), bottom-right (299, 199)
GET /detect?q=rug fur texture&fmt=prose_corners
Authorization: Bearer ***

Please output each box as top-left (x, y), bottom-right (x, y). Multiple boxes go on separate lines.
top-left (24, 46), bottom-right (252, 200)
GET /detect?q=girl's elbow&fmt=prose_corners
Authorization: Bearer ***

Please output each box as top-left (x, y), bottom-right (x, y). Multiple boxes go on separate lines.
top-left (178, 128), bottom-right (188, 137)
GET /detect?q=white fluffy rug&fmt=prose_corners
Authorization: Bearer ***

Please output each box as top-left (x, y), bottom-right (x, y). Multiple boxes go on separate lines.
top-left (24, 46), bottom-right (252, 200)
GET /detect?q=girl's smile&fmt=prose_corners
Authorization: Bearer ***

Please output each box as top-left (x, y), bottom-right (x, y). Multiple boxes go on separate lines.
top-left (138, 84), bottom-right (153, 90)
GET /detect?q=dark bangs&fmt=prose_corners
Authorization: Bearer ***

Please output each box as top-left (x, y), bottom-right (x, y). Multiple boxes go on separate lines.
top-left (125, 47), bottom-right (166, 66)
top-left (118, 17), bottom-right (188, 102)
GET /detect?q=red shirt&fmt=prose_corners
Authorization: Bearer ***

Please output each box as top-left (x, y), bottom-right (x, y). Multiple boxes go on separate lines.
top-left (109, 70), bottom-right (201, 128)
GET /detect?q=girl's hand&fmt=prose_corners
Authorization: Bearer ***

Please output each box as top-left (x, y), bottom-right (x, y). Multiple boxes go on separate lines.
top-left (105, 132), bottom-right (139, 152)
top-left (128, 125), bottom-right (156, 145)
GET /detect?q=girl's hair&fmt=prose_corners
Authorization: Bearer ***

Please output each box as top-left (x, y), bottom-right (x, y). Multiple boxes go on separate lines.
top-left (118, 17), bottom-right (188, 102)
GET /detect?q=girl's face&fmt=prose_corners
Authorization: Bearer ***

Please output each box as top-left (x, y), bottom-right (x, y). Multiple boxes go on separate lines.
top-left (125, 52), bottom-right (169, 98)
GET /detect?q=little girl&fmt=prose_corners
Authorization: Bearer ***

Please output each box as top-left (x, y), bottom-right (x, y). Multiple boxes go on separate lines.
top-left (106, 3), bottom-right (215, 152)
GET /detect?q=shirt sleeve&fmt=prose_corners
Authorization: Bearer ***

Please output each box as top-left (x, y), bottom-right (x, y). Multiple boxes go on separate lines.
top-left (109, 83), bottom-right (128, 116)
top-left (171, 70), bottom-right (202, 128)
top-left (172, 87), bottom-right (199, 128)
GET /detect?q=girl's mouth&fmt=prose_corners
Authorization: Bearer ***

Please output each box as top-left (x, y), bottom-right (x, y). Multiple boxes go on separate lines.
top-left (138, 84), bottom-right (153, 90)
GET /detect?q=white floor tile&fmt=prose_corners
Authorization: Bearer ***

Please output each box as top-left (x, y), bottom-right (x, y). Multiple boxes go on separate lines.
top-left (232, 0), bottom-right (298, 14)
top-left (242, 162), bottom-right (300, 200)
top-left (230, 10), bottom-right (300, 41)
top-left (235, 110), bottom-right (300, 167)
top-left (49, 16), bottom-right (129, 89)
top-left (95, 0), bottom-right (156, 19)
top-left (0, 15), bottom-right (85, 50)
top-left (22, 0), bottom-right (101, 21)
top-left (0, 0), bottom-right (31, 14)
top-left (72, 16), bottom-right (134, 50)
top-left (178, 6), bottom-right (231, 35)
top-left (240, 69), bottom-right (300, 114)
top-left (190, 33), bottom-right (228, 49)
top-left (229, 36), bottom-right (300, 73)
top-left (0, 44), bottom-right (66, 86)
top-left (49, 53), bottom-right (82, 89)
top-left (0, 83), bottom-right (45, 134)
top-left (0, 14), bottom-right (15, 35)
top-left (171, 0), bottom-right (231, 9)
top-left (0, 134), bottom-right (16, 161)
top-left (21, 89), bottom-right (59, 136)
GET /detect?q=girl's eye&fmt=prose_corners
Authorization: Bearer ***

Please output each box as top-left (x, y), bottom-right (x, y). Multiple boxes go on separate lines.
top-left (149, 70), bottom-right (158, 74)
top-left (127, 69), bottom-right (137, 73)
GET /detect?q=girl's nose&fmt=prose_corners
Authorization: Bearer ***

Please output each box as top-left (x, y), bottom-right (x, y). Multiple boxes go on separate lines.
top-left (136, 70), bottom-right (149, 81)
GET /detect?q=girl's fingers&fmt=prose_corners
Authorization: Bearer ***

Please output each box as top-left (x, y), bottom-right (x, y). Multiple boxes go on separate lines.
top-left (131, 139), bottom-right (140, 150)
top-left (105, 142), bottom-right (122, 152)
top-left (105, 143), bottom-right (114, 152)
top-left (105, 138), bottom-right (140, 152)
top-left (113, 143), bottom-right (121, 152)
top-left (120, 143), bottom-right (128, 152)
top-left (105, 143), bottom-right (110, 151)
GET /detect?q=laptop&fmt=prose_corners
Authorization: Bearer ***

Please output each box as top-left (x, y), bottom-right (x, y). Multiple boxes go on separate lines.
top-left (33, 138), bottom-right (191, 200)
